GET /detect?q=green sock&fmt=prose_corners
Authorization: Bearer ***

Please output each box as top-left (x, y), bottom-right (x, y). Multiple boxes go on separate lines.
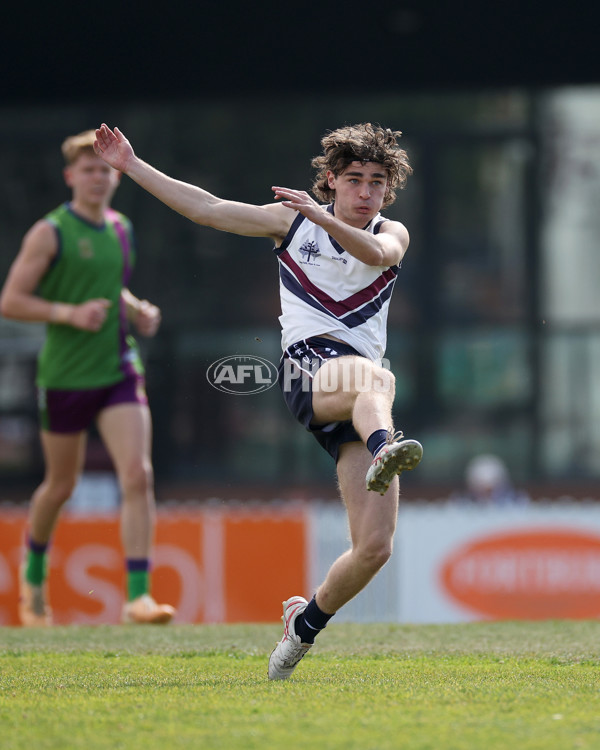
top-left (25, 549), bottom-right (46, 586)
top-left (127, 570), bottom-right (150, 601)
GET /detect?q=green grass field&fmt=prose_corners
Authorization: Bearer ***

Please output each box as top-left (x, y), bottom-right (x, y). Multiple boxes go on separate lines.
top-left (1, 621), bottom-right (600, 749)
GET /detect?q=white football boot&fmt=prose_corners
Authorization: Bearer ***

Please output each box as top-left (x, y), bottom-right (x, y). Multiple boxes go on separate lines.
top-left (268, 596), bottom-right (312, 680)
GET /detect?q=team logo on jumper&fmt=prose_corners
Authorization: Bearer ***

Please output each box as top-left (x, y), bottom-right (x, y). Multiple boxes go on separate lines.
top-left (77, 238), bottom-right (95, 259)
top-left (206, 355), bottom-right (278, 395)
top-left (299, 240), bottom-right (321, 265)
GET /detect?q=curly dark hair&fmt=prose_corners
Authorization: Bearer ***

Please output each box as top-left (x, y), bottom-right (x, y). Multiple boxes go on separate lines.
top-left (311, 123), bottom-right (412, 208)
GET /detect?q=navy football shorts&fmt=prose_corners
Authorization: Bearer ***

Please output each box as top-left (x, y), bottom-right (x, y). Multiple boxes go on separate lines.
top-left (277, 336), bottom-right (362, 462)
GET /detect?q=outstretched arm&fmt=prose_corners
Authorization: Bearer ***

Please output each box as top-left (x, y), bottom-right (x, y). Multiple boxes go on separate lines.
top-left (94, 124), bottom-right (293, 241)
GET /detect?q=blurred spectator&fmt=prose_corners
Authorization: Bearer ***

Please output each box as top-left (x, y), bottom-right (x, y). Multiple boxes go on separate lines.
top-left (451, 454), bottom-right (530, 506)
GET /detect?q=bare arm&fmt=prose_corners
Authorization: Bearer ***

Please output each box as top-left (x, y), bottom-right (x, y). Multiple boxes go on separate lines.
top-left (0, 220), bottom-right (111, 331)
top-left (94, 124), bottom-right (294, 241)
top-left (272, 186), bottom-right (409, 267)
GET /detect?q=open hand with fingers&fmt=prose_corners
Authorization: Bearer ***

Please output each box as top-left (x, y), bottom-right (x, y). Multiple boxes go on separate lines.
top-left (272, 186), bottom-right (327, 224)
top-left (94, 124), bottom-right (135, 173)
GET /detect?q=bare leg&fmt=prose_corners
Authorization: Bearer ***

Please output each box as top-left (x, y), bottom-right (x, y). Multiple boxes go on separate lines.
top-left (309, 357), bottom-right (402, 613)
top-left (96, 403), bottom-right (155, 559)
top-left (29, 431), bottom-right (87, 543)
top-left (98, 402), bottom-right (175, 623)
top-left (312, 356), bottom-right (395, 441)
top-left (269, 355), bottom-right (406, 677)
top-left (19, 431), bottom-right (87, 624)
top-left (313, 442), bottom-right (399, 614)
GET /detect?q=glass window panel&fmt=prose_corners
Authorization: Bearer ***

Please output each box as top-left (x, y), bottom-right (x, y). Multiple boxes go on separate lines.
top-left (540, 331), bottom-right (600, 477)
top-left (438, 328), bottom-right (531, 407)
top-left (436, 141), bottom-right (530, 323)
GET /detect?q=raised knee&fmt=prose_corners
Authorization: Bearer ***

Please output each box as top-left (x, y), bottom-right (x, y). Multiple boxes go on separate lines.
top-left (352, 362), bottom-right (395, 400)
top-left (373, 365), bottom-right (395, 397)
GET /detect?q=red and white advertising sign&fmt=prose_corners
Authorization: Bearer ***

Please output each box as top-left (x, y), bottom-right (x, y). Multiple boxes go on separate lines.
top-left (0, 506), bottom-right (309, 625)
top-left (396, 503), bottom-right (600, 623)
top-left (3, 501), bottom-right (600, 625)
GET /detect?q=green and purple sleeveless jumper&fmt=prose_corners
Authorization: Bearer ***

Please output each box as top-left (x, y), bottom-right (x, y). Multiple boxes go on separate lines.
top-left (36, 202), bottom-right (144, 391)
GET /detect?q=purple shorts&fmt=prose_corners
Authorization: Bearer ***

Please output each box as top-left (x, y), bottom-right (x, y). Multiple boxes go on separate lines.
top-left (38, 374), bottom-right (148, 433)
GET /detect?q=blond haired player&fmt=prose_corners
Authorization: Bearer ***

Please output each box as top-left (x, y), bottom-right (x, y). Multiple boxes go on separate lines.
top-left (1, 130), bottom-right (175, 626)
